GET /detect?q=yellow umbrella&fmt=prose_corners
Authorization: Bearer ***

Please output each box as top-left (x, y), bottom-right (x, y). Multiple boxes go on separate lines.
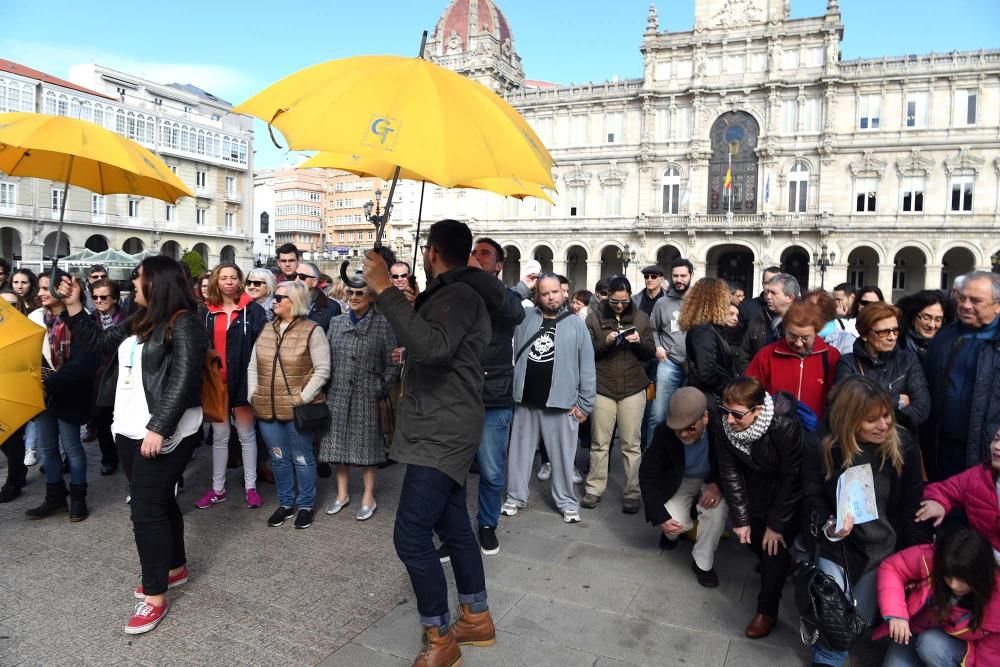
top-left (233, 54), bottom-right (555, 190)
top-left (0, 299), bottom-right (45, 447)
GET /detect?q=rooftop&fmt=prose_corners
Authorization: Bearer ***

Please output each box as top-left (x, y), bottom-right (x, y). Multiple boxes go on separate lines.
top-left (0, 58), bottom-right (116, 100)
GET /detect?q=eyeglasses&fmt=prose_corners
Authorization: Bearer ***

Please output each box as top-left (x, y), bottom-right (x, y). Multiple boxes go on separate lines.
top-left (296, 273), bottom-right (317, 281)
top-left (643, 273), bottom-right (661, 280)
top-left (870, 327), bottom-right (900, 339)
top-left (345, 288), bottom-right (368, 297)
top-left (719, 405), bottom-right (757, 420)
top-left (246, 280), bottom-right (266, 288)
top-left (89, 274), bottom-right (106, 280)
top-left (859, 299), bottom-right (879, 307)
top-left (93, 294), bottom-right (113, 302)
top-left (597, 290), bottom-right (609, 297)
top-left (915, 313), bottom-right (944, 324)
top-left (676, 422), bottom-right (700, 434)
top-left (390, 273), bottom-right (409, 280)
top-left (130, 268), bottom-right (140, 281)
top-left (273, 294), bottom-right (290, 303)
top-left (785, 333), bottom-right (814, 344)
top-left (609, 298), bottom-right (630, 306)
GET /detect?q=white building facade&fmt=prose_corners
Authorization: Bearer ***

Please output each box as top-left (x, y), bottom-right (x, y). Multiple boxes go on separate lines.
top-left (0, 61), bottom-right (254, 271)
top-left (405, 0), bottom-right (1000, 297)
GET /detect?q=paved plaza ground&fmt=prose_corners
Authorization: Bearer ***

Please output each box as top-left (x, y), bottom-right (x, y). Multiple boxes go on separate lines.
top-left (0, 440), bottom-right (827, 666)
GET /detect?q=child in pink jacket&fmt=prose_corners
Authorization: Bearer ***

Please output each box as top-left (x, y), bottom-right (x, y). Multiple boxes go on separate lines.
top-left (876, 529), bottom-right (1000, 667)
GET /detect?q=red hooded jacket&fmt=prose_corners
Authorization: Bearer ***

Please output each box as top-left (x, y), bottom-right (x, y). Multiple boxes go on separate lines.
top-left (745, 337), bottom-right (839, 419)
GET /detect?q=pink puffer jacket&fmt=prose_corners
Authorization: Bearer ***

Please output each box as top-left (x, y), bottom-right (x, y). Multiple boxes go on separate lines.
top-left (924, 464), bottom-right (1000, 554)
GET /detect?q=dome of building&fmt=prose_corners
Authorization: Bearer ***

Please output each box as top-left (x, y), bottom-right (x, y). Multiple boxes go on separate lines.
top-left (432, 0), bottom-right (515, 57)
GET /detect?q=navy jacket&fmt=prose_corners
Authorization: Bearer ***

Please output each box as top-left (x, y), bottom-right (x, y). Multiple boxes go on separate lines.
top-left (206, 300), bottom-right (266, 408)
top-left (43, 335), bottom-right (100, 425)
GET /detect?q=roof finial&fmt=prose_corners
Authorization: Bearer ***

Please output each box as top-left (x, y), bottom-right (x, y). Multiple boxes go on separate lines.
top-left (645, 4), bottom-right (659, 36)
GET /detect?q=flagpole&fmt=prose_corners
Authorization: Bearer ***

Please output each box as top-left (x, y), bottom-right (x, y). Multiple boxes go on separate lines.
top-left (727, 152), bottom-right (732, 214)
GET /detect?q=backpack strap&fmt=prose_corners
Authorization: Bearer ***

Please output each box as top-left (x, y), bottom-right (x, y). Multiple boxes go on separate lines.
top-left (516, 311), bottom-right (573, 361)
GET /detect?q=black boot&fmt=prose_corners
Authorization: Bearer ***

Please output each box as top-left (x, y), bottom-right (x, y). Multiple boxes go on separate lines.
top-left (69, 483), bottom-right (89, 522)
top-left (0, 481), bottom-right (22, 503)
top-left (25, 483), bottom-right (68, 519)
top-left (0, 465), bottom-right (27, 503)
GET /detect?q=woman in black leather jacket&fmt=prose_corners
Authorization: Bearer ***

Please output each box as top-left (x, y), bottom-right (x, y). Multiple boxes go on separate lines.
top-left (714, 376), bottom-right (803, 640)
top-left (58, 256), bottom-right (206, 636)
top-left (681, 278), bottom-right (737, 401)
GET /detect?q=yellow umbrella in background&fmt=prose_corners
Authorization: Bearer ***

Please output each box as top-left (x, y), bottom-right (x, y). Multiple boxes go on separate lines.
top-left (0, 299), bottom-right (45, 447)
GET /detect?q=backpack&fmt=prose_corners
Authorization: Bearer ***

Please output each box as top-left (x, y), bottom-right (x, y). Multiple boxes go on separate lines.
top-left (168, 311), bottom-right (226, 423)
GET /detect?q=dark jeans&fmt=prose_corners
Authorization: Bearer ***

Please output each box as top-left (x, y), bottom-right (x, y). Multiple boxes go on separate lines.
top-left (118, 432), bottom-right (197, 596)
top-left (94, 406), bottom-right (118, 468)
top-left (476, 407), bottom-right (512, 529)
top-left (2, 426), bottom-right (27, 488)
top-left (746, 517), bottom-right (794, 617)
top-left (393, 464), bottom-right (487, 627)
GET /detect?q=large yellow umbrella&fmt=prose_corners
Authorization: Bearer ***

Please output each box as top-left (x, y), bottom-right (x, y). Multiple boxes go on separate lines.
top-left (0, 299), bottom-right (45, 447)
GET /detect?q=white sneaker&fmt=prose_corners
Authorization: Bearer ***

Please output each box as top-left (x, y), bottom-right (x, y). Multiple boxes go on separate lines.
top-left (500, 499), bottom-right (521, 516)
top-left (572, 468), bottom-right (583, 484)
top-left (536, 463), bottom-right (552, 481)
top-left (126, 494), bottom-right (132, 505)
top-left (23, 449), bottom-right (36, 466)
top-left (563, 509), bottom-right (581, 523)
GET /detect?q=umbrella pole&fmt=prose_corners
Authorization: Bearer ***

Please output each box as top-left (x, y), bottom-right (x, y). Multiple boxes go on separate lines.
top-left (339, 164), bottom-right (401, 288)
top-left (50, 156), bottom-right (74, 299)
top-left (412, 181), bottom-right (425, 270)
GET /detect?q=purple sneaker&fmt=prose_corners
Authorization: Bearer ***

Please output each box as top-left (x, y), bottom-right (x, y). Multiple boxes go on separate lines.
top-left (195, 489), bottom-right (226, 509)
top-left (245, 489), bottom-right (263, 508)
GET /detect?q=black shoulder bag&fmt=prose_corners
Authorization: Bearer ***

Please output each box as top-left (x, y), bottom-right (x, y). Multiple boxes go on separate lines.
top-left (275, 325), bottom-right (330, 432)
top-left (516, 312), bottom-right (573, 361)
top-left (792, 511), bottom-right (868, 651)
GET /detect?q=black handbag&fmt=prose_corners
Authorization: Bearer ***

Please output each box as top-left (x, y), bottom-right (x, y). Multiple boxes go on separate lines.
top-left (275, 335), bottom-right (330, 432)
top-left (792, 512), bottom-right (869, 651)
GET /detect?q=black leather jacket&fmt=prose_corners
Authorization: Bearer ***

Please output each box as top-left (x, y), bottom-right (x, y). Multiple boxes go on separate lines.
top-left (834, 339), bottom-right (931, 428)
top-left (63, 309), bottom-right (207, 437)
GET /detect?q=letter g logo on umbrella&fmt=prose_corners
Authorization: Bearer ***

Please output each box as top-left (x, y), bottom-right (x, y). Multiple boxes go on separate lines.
top-left (363, 115), bottom-right (399, 149)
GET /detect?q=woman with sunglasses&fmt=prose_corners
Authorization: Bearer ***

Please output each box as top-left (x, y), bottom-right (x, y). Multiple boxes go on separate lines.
top-left (0, 288), bottom-right (30, 502)
top-left (57, 257), bottom-right (207, 634)
top-left (249, 281), bottom-right (330, 529)
top-left (90, 278), bottom-right (127, 476)
top-left (853, 285), bottom-right (885, 316)
top-left (244, 268), bottom-right (277, 321)
top-left (835, 301), bottom-right (930, 430)
top-left (197, 262), bottom-right (267, 511)
top-left (714, 376), bottom-right (803, 639)
top-left (320, 280), bottom-right (399, 521)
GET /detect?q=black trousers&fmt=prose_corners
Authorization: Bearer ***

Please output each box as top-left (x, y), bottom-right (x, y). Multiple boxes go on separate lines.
top-left (2, 426), bottom-right (27, 488)
top-left (118, 432), bottom-right (197, 596)
top-left (94, 407), bottom-right (118, 467)
top-left (745, 517), bottom-right (795, 617)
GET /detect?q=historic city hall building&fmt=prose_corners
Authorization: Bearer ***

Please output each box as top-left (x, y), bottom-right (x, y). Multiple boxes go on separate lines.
top-left (411, 0), bottom-right (1000, 296)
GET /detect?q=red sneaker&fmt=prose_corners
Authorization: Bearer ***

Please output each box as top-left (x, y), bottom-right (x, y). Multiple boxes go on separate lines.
top-left (134, 565), bottom-right (189, 599)
top-left (125, 600), bottom-right (168, 635)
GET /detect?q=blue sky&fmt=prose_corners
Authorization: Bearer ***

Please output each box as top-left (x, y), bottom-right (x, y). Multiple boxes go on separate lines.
top-left (4, 0), bottom-right (997, 168)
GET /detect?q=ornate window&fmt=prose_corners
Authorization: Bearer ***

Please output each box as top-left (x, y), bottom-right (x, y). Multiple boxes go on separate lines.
top-left (707, 112), bottom-right (759, 214)
top-left (858, 94), bottom-right (881, 130)
top-left (787, 161), bottom-right (808, 213)
top-left (662, 166), bottom-right (681, 214)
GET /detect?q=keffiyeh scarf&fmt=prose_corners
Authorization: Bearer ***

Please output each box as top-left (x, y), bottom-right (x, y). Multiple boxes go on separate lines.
top-left (723, 392), bottom-right (774, 456)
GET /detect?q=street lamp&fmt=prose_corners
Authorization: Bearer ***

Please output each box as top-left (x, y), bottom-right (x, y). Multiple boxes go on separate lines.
top-left (813, 242), bottom-right (836, 289)
top-left (617, 243), bottom-right (636, 272)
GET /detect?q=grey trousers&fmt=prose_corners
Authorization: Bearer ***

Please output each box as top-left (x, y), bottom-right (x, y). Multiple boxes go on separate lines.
top-left (506, 404), bottom-right (580, 514)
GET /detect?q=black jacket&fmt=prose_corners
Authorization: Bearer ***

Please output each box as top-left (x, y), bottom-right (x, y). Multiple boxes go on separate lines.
top-left (306, 289), bottom-right (342, 333)
top-left (684, 323), bottom-right (737, 400)
top-left (476, 280), bottom-right (526, 408)
top-left (714, 413), bottom-right (803, 537)
top-left (835, 340), bottom-right (930, 428)
top-left (41, 331), bottom-right (99, 426)
top-left (800, 429), bottom-right (930, 585)
top-left (740, 307), bottom-right (778, 371)
top-left (639, 421), bottom-right (720, 526)
top-left (206, 300), bottom-right (266, 408)
top-left (63, 309), bottom-right (207, 436)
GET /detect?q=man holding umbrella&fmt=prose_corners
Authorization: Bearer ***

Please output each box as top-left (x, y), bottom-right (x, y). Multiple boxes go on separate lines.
top-left (363, 219), bottom-right (505, 666)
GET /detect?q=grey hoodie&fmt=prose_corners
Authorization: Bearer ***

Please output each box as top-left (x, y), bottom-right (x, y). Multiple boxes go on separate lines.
top-left (649, 287), bottom-right (687, 364)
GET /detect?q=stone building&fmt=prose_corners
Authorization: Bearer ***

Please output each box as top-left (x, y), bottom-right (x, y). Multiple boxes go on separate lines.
top-left (0, 60), bottom-right (254, 271)
top-left (404, 0), bottom-right (1000, 297)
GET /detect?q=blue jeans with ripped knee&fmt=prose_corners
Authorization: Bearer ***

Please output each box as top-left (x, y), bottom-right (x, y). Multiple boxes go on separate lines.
top-left (258, 420), bottom-right (316, 510)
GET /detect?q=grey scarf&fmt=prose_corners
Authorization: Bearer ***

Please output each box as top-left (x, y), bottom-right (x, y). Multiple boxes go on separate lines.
top-left (723, 393), bottom-right (775, 456)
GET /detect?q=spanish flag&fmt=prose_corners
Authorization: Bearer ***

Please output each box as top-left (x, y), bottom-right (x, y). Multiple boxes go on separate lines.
top-left (724, 167), bottom-right (732, 190)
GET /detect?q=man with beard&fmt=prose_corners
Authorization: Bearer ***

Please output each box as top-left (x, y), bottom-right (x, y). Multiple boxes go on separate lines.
top-left (363, 219), bottom-right (506, 666)
top-left (648, 258), bottom-right (694, 448)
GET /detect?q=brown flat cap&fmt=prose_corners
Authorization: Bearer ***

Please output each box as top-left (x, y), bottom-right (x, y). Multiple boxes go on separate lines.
top-left (666, 387), bottom-right (708, 430)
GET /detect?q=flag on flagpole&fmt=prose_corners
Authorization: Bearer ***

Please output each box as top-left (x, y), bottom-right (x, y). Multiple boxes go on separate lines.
top-left (724, 167), bottom-right (732, 190)
top-left (765, 173), bottom-right (771, 203)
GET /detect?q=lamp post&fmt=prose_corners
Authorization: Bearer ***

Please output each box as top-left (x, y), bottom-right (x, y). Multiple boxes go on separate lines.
top-left (263, 235), bottom-right (273, 265)
top-left (992, 250), bottom-right (1000, 274)
top-left (363, 187), bottom-right (385, 233)
top-left (813, 242), bottom-right (836, 289)
top-left (617, 242), bottom-right (636, 272)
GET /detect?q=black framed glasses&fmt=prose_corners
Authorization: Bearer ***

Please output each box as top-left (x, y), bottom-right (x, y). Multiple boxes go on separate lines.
top-left (677, 422), bottom-right (700, 433)
top-left (859, 299), bottom-right (879, 307)
top-left (390, 273), bottom-right (409, 280)
top-left (273, 294), bottom-right (290, 303)
top-left (93, 294), bottom-right (113, 302)
top-left (719, 404), bottom-right (757, 420)
top-left (870, 326), bottom-right (900, 339)
top-left (915, 312), bottom-right (944, 324)
top-left (296, 272), bottom-right (317, 281)
top-left (89, 273), bottom-right (107, 280)
top-left (246, 280), bottom-right (266, 287)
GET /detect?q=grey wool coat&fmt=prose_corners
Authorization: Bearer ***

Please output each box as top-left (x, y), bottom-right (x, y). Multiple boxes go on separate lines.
top-left (319, 309), bottom-right (399, 466)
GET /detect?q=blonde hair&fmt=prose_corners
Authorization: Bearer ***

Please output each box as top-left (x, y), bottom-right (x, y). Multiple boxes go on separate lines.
top-left (679, 277), bottom-right (730, 331)
top-left (276, 281), bottom-right (310, 318)
top-left (329, 280), bottom-right (347, 303)
top-left (822, 376), bottom-right (904, 480)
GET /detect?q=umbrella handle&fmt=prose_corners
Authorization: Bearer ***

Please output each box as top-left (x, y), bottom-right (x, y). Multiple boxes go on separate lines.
top-left (340, 261), bottom-right (366, 289)
top-left (268, 109), bottom-right (286, 150)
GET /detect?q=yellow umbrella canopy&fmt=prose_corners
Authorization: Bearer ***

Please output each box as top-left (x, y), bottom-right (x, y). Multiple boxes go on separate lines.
top-left (234, 55), bottom-right (555, 190)
top-left (0, 299), bottom-right (45, 447)
top-left (0, 112), bottom-right (193, 202)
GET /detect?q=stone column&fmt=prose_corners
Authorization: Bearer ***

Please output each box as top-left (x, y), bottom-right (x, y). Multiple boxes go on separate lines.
top-left (552, 258), bottom-right (568, 278)
top-left (923, 263), bottom-right (943, 291)
top-left (586, 259), bottom-right (602, 290)
top-left (877, 263), bottom-right (895, 301)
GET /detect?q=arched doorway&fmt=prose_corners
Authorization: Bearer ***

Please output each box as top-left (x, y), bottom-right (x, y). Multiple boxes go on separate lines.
top-left (501, 245), bottom-right (521, 286)
top-left (0, 227), bottom-right (22, 260)
top-left (192, 243), bottom-right (210, 266)
top-left (846, 246), bottom-right (880, 288)
top-left (220, 245), bottom-right (236, 263)
top-left (707, 244), bottom-right (755, 293)
top-left (85, 234), bottom-right (109, 252)
top-left (892, 247), bottom-right (927, 300)
top-left (656, 244), bottom-right (680, 274)
top-left (565, 245), bottom-right (588, 293)
top-left (941, 247), bottom-right (976, 291)
top-left (122, 237), bottom-right (144, 254)
top-left (707, 111), bottom-right (760, 214)
top-left (43, 231), bottom-right (70, 259)
top-left (600, 245), bottom-right (624, 279)
top-left (532, 246), bottom-right (553, 274)
top-left (160, 240), bottom-right (181, 260)
top-left (781, 246), bottom-right (810, 291)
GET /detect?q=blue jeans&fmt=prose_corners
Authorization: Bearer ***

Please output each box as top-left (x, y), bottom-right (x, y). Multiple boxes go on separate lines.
top-left (476, 407), bottom-right (512, 529)
top-left (258, 420), bottom-right (317, 510)
top-left (35, 411), bottom-right (86, 486)
top-left (812, 558), bottom-right (880, 666)
top-left (24, 419), bottom-right (37, 452)
top-left (394, 464), bottom-right (487, 627)
top-left (647, 359), bottom-right (685, 448)
top-left (883, 627), bottom-right (966, 666)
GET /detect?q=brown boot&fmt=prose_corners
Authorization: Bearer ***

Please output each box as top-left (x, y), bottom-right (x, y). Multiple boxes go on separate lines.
top-left (450, 603), bottom-right (496, 647)
top-left (412, 625), bottom-right (462, 667)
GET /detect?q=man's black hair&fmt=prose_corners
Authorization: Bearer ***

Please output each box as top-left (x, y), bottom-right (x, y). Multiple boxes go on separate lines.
top-left (391, 260), bottom-right (412, 274)
top-left (557, 274), bottom-right (569, 285)
top-left (607, 275), bottom-right (632, 294)
top-left (832, 283), bottom-right (856, 295)
top-left (474, 237), bottom-right (504, 264)
top-left (427, 219), bottom-right (472, 267)
top-left (87, 264), bottom-right (108, 275)
top-left (276, 242), bottom-right (300, 258)
top-left (763, 265), bottom-right (782, 276)
top-left (669, 257), bottom-right (694, 274)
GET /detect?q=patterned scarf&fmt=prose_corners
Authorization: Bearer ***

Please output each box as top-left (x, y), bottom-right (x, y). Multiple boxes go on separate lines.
top-left (723, 392), bottom-right (775, 456)
top-left (43, 308), bottom-right (71, 371)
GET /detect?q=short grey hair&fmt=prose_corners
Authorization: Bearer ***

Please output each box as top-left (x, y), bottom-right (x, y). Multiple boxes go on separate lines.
top-left (766, 272), bottom-right (801, 299)
top-left (298, 261), bottom-right (320, 278)
top-left (952, 274), bottom-right (968, 292)
top-left (245, 268), bottom-right (276, 298)
top-left (276, 280), bottom-right (311, 317)
top-left (961, 271), bottom-right (1000, 303)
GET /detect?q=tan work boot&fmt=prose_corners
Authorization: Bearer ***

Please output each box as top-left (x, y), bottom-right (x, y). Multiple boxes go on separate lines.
top-left (450, 603), bottom-right (496, 647)
top-left (412, 625), bottom-right (462, 667)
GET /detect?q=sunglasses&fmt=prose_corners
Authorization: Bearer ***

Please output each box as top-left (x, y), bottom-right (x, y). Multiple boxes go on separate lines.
top-left (90, 274), bottom-right (107, 280)
top-left (93, 294), bottom-right (113, 302)
top-left (870, 327), bottom-right (900, 339)
top-left (273, 294), bottom-right (290, 303)
top-left (643, 273), bottom-right (661, 280)
top-left (719, 405), bottom-right (757, 420)
top-left (390, 273), bottom-right (409, 280)
top-left (677, 422), bottom-right (700, 434)
top-left (296, 273), bottom-right (317, 281)
top-left (859, 299), bottom-right (879, 307)
top-left (609, 298), bottom-right (630, 306)
top-left (345, 288), bottom-right (368, 297)
top-left (246, 280), bottom-right (266, 287)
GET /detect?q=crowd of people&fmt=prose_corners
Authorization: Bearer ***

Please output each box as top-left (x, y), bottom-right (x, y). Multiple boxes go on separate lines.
top-left (1, 234), bottom-right (999, 667)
